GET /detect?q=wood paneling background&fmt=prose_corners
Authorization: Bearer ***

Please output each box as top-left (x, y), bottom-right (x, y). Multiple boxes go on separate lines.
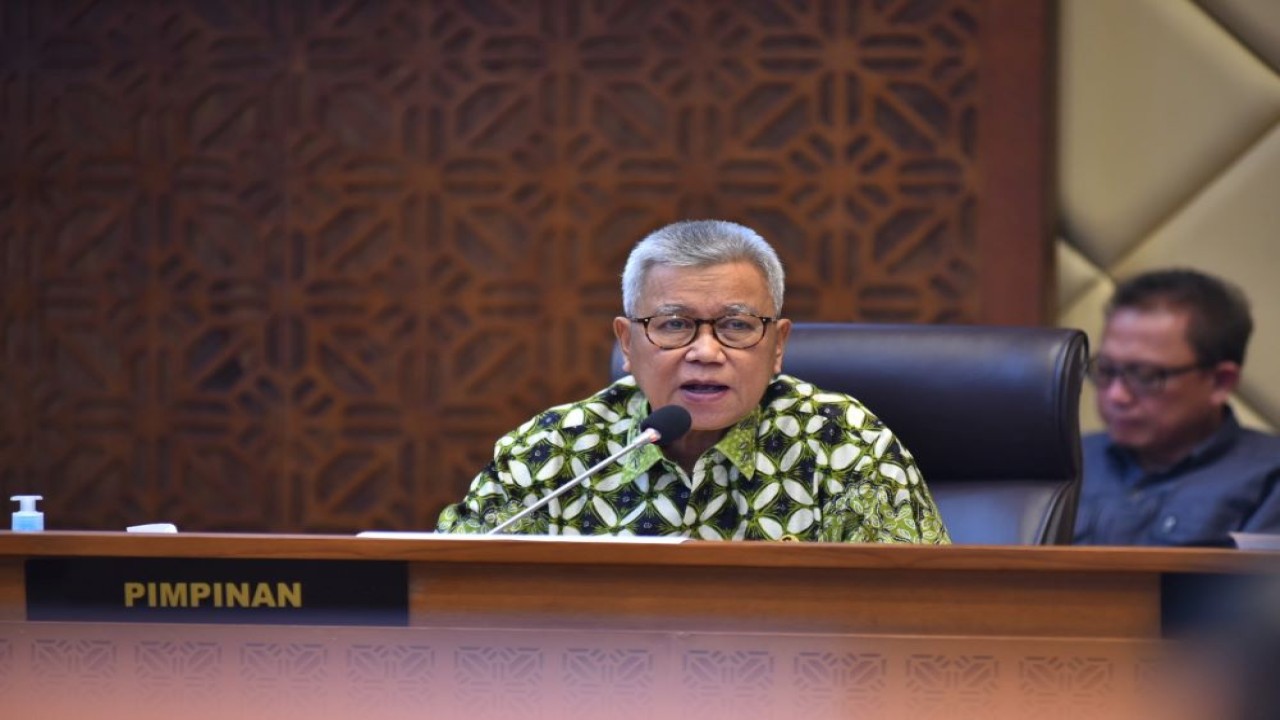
top-left (0, 0), bottom-right (1053, 532)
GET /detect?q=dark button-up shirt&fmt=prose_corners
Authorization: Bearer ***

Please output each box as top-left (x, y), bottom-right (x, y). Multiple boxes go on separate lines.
top-left (1073, 407), bottom-right (1280, 546)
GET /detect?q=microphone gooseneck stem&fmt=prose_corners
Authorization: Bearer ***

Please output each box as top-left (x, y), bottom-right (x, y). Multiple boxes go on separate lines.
top-left (487, 428), bottom-right (659, 535)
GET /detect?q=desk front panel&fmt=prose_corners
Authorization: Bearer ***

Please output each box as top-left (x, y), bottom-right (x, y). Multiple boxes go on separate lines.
top-left (0, 534), bottom-right (1271, 719)
top-left (0, 621), bottom-right (1183, 720)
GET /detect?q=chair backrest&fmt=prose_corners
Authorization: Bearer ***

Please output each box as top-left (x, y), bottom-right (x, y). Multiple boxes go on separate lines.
top-left (610, 322), bottom-right (1089, 544)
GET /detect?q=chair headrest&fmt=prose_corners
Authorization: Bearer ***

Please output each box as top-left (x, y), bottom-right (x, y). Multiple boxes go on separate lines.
top-left (611, 322), bottom-right (1089, 483)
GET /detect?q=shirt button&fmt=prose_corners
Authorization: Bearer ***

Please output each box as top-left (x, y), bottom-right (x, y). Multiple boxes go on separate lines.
top-left (1161, 515), bottom-right (1178, 533)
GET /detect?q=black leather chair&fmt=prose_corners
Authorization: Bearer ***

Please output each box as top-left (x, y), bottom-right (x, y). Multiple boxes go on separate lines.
top-left (612, 322), bottom-right (1089, 544)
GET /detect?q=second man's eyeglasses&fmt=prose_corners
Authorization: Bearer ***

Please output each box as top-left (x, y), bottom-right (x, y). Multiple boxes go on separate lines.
top-left (1086, 357), bottom-right (1208, 396)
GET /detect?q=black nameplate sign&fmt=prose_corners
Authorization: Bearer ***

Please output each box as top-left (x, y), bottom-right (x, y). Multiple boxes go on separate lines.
top-left (25, 557), bottom-right (409, 626)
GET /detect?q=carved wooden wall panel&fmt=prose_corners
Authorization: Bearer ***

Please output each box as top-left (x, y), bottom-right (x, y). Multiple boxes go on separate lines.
top-left (0, 1), bottom-right (1052, 532)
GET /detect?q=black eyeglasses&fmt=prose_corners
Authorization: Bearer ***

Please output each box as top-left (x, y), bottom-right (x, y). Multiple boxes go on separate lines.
top-left (630, 313), bottom-right (777, 350)
top-left (1086, 357), bottom-right (1208, 396)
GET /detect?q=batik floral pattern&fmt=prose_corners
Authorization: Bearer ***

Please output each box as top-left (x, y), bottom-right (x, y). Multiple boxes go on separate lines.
top-left (437, 375), bottom-right (949, 544)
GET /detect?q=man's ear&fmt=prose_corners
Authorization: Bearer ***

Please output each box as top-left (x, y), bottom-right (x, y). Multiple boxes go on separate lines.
top-left (772, 318), bottom-right (792, 374)
top-left (612, 316), bottom-right (633, 373)
top-left (1209, 361), bottom-right (1242, 405)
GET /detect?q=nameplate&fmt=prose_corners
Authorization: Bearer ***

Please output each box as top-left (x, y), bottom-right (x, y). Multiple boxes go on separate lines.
top-left (25, 557), bottom-right (409, 626)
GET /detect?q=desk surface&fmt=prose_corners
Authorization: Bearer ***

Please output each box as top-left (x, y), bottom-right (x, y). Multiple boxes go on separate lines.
top-left (2, 530), bottom-right (1277, 573)
top-left (2, 531), bottom-right (1276, 638)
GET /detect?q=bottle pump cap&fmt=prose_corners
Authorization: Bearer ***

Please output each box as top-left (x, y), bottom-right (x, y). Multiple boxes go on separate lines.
top-left (10, 495), bottom-right (44, 532)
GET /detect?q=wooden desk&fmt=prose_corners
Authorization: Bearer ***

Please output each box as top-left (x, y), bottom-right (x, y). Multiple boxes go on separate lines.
top-left (0, 532), bottom-right (1275, 719)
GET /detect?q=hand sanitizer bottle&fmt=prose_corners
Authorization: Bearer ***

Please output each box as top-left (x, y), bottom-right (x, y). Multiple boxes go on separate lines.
top-left (10, 495), bottom-right (44, 532)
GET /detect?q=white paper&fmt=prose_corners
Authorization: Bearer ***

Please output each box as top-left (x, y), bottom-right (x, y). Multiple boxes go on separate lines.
top-left (357, 531), bottom-right (687, 544)
top-left (1230, 532), bottom-right (1280, 551)
top-left (126, 523), bottom-right (179, 533)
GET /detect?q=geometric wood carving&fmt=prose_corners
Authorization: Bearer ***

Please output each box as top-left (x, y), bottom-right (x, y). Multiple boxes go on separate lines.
top-left (0, 0), bottom-right (1051, 531)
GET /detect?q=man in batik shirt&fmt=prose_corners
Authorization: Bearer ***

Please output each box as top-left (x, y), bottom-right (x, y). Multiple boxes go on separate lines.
top-left (436, 219), bottom-right (949, 543)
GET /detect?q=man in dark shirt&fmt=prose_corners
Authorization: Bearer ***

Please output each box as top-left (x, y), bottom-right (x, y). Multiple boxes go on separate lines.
top-left (1073, 268), bottom-right (1280, 546)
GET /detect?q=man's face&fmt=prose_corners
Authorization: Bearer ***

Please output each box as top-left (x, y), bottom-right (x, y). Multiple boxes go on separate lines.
top-left (1094, 307), bottom-right (1233, 466)
top-left (612, 261), bottom-right (791, 435)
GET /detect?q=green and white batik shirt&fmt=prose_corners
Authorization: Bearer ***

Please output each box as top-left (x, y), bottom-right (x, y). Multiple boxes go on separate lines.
top-left (436, 374), bottom-right (950, 543)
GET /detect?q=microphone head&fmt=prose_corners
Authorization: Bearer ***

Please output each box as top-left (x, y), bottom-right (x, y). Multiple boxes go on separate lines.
top-left (640, 405), bottom-right (692, 447)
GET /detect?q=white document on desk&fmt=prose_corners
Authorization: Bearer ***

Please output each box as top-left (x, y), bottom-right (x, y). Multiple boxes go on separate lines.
top-left (1230, 532), bottom-right (1280, 551)
top-left (357, 531), bottom-right (688, 544)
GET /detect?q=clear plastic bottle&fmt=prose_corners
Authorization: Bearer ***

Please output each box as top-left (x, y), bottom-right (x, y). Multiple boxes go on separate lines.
top-left (10, 495), bottom-right (44, 532)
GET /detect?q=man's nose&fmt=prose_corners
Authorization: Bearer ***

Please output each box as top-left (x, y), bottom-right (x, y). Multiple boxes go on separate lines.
top-left (684, 323), bottom-right (726, 358)
top-left (1100, 376), bottom-right (1136, 403)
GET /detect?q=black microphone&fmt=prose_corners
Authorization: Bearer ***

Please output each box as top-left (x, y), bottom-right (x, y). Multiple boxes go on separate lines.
top-left (488, 405), bottom-right (692, 534)
top-left (639, 404), bottom-right (693, 448)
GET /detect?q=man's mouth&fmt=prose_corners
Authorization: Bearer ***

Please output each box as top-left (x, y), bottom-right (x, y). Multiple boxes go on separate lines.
top-left (682, 383), bottom-right (728, 395)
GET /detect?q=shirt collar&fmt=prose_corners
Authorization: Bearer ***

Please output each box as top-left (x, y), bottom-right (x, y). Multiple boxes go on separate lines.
top-left (713, 407), bottom-right (762, 479)
top-left (1181, 404), bottom-right (1242, 465)
top-left (1105, 405), bottom-right (1243, 477)
top-left (619, 398), bottom-right (764, 482)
